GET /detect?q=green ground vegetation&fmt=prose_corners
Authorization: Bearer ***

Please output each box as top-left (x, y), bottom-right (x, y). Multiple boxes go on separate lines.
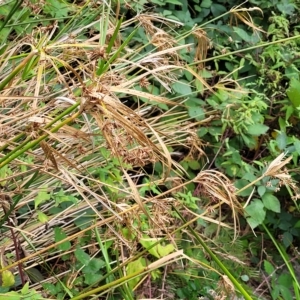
top-left (0, 0), bottom-right (300, 299)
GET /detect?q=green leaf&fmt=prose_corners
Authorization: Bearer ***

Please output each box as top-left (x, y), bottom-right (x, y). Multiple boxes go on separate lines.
top-left (287, 78), bottom-right (300, 108)
top-left (34, 187), bottom-right (51, 209)
top-left (54, 227), bottom-right (71, 251)
top-left (257, 186), bottom-right (266, 197)
top-left (43, 0), bottom-right (71, 18)
top-left (234, 27), bottom-right (252, 43)
top-left (74, 248), bottom-right (91, 266)
top-left (211, 3), bottom-right (227, 17)
top-left (246, 124), bottom-right (269, 136)
top-left (37, 210), bottom-right (48, 224)
top-left (293, 139), bottom-right (300, 155)
top-left (201, 0), bottom-right (212, 8)
top-left (172, 80), bottom-right (192, 95)
top-left (279, 285), bottom-right (293, 300)
top-left (26, 267), bottom-right (45, 283)
top-left (166, 0), bottom-right (183, 4)
top-left (84, 273), bottom-right (103, 285)
top-left (0, 292), bottom-right (20, 300)
top-left (241, 274), bottom-right (249, 282)
top-left (2, 270), bottom-right (15, 287)
top-left (282, 231), bottom-right (293, 248)
top-left (262, 193), bottom-right (281, 213)
top-left (187, 106), bottom-right (205, 121)
top-left (21, 282), bottom-right (29, 295)
top-left (82, 258), bottom-right (105, 273)
top-left (140, 236), bottom-right (175, 258)
top-left (126, 257), bottom-right (147, 290)
top-left (188, 159), bottom-right (201, 170)
top-left (244, 199), bottom-right (266, 228)
top-left (264, 260), bottom-right (275, 275)
top-left (276, 132), bottom-right (287, 150)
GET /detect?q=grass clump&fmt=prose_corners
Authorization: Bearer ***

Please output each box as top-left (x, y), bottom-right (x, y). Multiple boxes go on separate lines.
top-left (0, 0), bottom-right (300, 299)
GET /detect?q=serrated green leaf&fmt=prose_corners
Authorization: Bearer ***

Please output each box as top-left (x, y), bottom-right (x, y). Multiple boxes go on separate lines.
top-left (188, 106), bottom-right (205, 121)
top-left (172, 80), bottom-right (192, 95)
top-left (82, 258), bottom-right (105, 273)
top-left (264, 260), bottom-right (275, 275)
top-left (54, 227), bottom-right (71, 251)
top-left (262, 193), bottom-right (281, 213)
top-left (43, 0), bottom-right (71, 18)
top-left (37, 210), bottom-right (48, 224)
top-left (245, 199), bottom-right (266, 228)
top-left (2, 270), bottom-right (15, 287)
top-left (140, 236), bottom-right (175, 258)
top-left (287, 78), bottom-right (300, 108)
top-left (247, 124), bottom-right (269, 136)
top-left (74, 248), bottom-right (91, 266)
top-left (34, 188), bottom-right (51, 209)
top-left (126, 257), bottom-right (147, 290)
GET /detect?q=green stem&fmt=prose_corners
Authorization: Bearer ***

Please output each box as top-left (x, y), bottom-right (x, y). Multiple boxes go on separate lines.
top-left (0, 101), bottom-right (80, 157)
top-left (0, 51), bottom-right (38, 91)
top-left (0, 110), bottom-right (80, 169)
top-left (173, 206), bottom-right (253, 300)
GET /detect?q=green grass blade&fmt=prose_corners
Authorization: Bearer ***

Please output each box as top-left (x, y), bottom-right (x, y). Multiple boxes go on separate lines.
top-left (173, 205), bottom-right (254, 300)
top-left (262, 223), bottom-right (300, 292)
top-left (0, 0), bottom-right (24, 33)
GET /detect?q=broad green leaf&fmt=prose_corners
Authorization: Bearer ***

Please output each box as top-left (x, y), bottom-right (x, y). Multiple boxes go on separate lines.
top-left (241, 274), bottom-right (249, 282)
top-left (188, 159), bottom-right (201, 170)
top-left (234, 27), bottom-right (252, 43)
top-left (279, 285), bottom-right (293, 300)
top-left (74, 248), bottom-right (91, 266)
top-left (140, 236), bottom-right (175, 258)
top-left (126, 257), bottom-right (147, 290)
top-left (82, 258), bottom-right (105, 273)
top-left (166, 0), bottom-right (183, 5)
top-left (276, 132), bottom-right (287, 150)
top-left (188, 106), bottom-right (205, 121)
top-left (264, 260), bottom-right (275, 275)
top-left (211, 3), bottom-right (227, 17)
top-left (0, 292), bottom-right (20, 300)
top-left (172, 80), bottom-right (192, 95)
top-left (235, 179), bottom-right (253, 197)
top-left (245, 199), bottom-right (266, 228)
top-left (246, 124), bottom-right (269, 136)
top-left (37, 210), bottom-right (48, 224)
top-left (2, 270), bottom-right (15, 287)
top-left (84, 273), bottom-right (103, 285)
top-left (293, 139), bottom-right (300, 155)
top-left (34, 188), bottom-right (51, 209)
top-left (287, 78), bottom-right (300, 108)
top-left (26, 267), bottom-right (44, 283)
top-left (21, 282), bottom-right (29, 295)
top-left (262, 193), bottom-right (281, 213)
top-left (54, 228), bottom-right (71, 251)
top-left (43, 0), bottom-right (71, 18)
top-left (257, 186), bottom-right (266, 197)
top-left (282, 231), bottom-right (293, 248)
top-left (201, 0), bottom-right (212, 8)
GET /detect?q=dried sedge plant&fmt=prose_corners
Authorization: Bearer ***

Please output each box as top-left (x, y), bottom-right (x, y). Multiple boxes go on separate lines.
top-left (193, 170), bottom-right (243, 240)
